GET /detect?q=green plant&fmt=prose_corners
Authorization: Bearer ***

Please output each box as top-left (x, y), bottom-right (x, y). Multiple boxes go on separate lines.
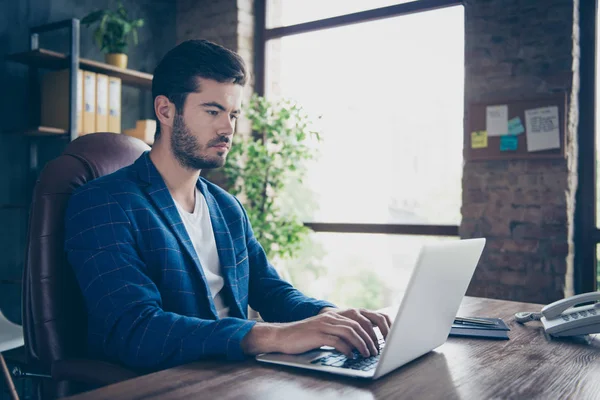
top-left (224, 94), bottom-right (321, 261)
top-left (82, 1), bottom-right (144, 54)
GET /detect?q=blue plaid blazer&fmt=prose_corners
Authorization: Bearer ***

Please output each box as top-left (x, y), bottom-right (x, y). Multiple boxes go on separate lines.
top-left (65, 151), bottom-right (334, 370)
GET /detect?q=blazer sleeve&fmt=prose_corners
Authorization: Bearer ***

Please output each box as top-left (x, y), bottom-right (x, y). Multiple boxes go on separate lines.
top-left (237, 199), bottom-right (336, 322)
top-left (65, 185), bottom-right (255, 370)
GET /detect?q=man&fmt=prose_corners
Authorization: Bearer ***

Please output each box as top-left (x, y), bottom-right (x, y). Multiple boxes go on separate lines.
top-left (65, 39), bottom-right (391, 371)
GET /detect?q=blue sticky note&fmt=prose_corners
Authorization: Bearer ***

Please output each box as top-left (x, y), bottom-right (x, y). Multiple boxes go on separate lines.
top-left (500, 135), bottom-right (519, 151)
top-left (508, 117), bottom-right (525, 135)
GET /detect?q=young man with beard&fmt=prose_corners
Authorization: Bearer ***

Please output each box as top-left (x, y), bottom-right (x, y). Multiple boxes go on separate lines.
top-left (65, 39), bottom-right (391, 371)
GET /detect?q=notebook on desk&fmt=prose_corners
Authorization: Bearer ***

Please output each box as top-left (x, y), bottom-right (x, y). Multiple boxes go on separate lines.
top-left (256, 238), bottom-right (487, 380)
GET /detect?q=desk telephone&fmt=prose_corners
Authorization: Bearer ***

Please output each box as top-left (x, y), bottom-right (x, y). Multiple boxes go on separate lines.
top-left (515, 292), bottom-right (600, 336)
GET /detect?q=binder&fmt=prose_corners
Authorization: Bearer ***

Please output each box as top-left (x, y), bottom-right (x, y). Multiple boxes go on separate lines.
top-left (77, 70), bottom-right (83, 133)
top-left (95, 73), bottom-right (109, 132)
top-left (40, 69), bottom-right (83, 133)
top-left (82, 71), bottom-right (96, 135)
top-left (108, 77), bottom-right (122, 133)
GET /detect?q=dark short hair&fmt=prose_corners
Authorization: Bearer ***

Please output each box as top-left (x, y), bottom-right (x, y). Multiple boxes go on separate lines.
top-left (152, 39), bottom-right (248, 140)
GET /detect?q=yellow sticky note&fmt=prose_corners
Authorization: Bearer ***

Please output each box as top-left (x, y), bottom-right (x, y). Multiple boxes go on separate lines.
top-left (471, 130), bottom-right (488, 149)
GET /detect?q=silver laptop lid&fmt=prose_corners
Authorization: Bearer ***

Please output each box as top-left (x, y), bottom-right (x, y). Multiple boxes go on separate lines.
top-left (373, 238), bottom-right (486, 379)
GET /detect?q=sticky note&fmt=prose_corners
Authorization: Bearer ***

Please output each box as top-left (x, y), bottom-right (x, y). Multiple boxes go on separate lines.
top-left (471, 130), bottom-right (488, 149)
top-left (508, 116), bottom-right (525, 135)
top-left (486, 105), bottom-right (508, 136)
top-left (500, 135), bottom-right (518, 151)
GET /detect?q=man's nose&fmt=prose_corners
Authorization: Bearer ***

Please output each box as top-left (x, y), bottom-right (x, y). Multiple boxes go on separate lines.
top-left (217, 115), bottom-right (235, 136)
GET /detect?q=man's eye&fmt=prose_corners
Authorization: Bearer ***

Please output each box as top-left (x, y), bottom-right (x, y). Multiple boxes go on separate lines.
top-left (207, 110), bottom-right (219, 116)
top-left (231, 114), bottom-right (239, 120)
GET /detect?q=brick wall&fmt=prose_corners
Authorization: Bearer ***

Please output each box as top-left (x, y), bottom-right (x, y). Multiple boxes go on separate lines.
top-left (462, 0), bottom-right (580, 304)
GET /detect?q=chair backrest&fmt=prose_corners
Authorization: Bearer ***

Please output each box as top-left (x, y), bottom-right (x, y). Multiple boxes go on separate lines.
top-left (22, 133), bottom-right (150, 371)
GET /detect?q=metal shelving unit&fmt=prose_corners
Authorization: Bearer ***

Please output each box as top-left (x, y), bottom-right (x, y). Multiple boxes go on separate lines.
top-left (3, 17), bottom-right (153, 209)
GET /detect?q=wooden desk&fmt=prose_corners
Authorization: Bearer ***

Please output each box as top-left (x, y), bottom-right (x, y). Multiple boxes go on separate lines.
top-left (66, 297), bottom-right (600, 400)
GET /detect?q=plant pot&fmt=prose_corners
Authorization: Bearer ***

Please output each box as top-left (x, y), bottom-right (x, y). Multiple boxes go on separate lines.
top-left (105, 53), bottom-right (128, 69)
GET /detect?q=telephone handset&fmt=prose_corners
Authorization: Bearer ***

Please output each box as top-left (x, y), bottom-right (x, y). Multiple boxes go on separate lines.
top-left (515, 291), bottom-right (600, 337)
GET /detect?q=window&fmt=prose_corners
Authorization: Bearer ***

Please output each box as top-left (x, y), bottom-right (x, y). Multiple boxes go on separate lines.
top-left (281, 233), bottom-right (458, 310)
top-left (266, 0), bottom-right (415, 28)
top-left (261, 1), bottom-right (464, 309)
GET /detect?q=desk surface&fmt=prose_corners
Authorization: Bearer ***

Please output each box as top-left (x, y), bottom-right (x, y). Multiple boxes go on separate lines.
top-left (67, 297), bottom-right (600, 400)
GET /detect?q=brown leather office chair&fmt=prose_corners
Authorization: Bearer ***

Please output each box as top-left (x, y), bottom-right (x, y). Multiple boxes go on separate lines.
top-left (22, 133), bottom-right (150, 398)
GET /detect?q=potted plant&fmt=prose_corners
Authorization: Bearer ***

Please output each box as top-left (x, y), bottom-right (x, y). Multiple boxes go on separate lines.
top-left (81, 1), bottom-right (144, 69)
top-left (223, 94), bottom-right (322, 269)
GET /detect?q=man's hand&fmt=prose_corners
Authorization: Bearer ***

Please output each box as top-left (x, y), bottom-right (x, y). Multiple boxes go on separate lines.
top-left (318, 307), bottom-right (392, 349)
top-left (241, 308), bottom-right (392, 358)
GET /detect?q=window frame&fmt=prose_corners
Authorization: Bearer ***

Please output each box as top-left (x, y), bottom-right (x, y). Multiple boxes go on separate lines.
top-left (575, 0), bottom-right (598, 293)
top-left (255, 0), bottom-right (600, 292)
top-left (254, 0), bottom-right (463, 238)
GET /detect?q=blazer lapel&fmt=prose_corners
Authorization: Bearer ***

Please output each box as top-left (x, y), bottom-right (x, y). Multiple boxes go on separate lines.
top-left (134, 152), bottom-right (218, 319)
top-left (197, 180), bottom-right (245, 319)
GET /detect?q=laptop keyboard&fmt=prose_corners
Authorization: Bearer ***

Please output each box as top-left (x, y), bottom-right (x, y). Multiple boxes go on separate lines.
top-left (310, 338), bottom-right (385, 371)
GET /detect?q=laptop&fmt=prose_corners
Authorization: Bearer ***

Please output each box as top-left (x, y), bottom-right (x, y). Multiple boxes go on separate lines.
top-left (256, 238), bottom-right (486, 380)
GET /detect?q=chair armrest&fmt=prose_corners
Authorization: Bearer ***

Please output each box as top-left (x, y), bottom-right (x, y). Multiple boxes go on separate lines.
top-left (52, 359), bottom-right (140, 386)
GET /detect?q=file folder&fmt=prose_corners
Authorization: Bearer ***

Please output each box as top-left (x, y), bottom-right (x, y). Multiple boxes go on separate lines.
top-left (108, 77), bottom-right (121, 133)
top-left (95, 73), bottom-right (109, 132)
top-left (82, 70), bottom-right (96, 135)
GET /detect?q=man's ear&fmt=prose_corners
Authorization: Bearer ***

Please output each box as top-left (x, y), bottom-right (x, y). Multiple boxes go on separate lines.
top-left (154, 95), bottom-right (175, 129)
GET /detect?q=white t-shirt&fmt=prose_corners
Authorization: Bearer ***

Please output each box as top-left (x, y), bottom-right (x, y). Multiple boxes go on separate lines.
top-left (174, 188), bottom-right (229, 319)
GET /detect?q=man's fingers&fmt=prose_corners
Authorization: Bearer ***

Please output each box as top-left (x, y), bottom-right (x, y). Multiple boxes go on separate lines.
top-left (324, 324), bottom-right (370, 358)
top-left (329, 314), bottom-right (378, 356)
top-left (335, 313), bottom-right (379, 355)
top-left (383, 312), bottom-right (392, 327)
top-left (351, 312), bottom-right (379, 348)
top-left (361, 310), bottom-right (391, 338)
top-left (321, 334), bottom-right (353, 358)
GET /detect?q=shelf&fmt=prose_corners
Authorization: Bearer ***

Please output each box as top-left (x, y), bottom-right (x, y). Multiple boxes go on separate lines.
top-left (24, 126), bottom-right (68, 136)
top-left (3, 125), bottom-right (71, 137)
top-left (4, 126), bottom-right (68, 136)
top-left (6, 49), bottom-right (152, 89)
top-left (7, 127), bottom-right (154, 146)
